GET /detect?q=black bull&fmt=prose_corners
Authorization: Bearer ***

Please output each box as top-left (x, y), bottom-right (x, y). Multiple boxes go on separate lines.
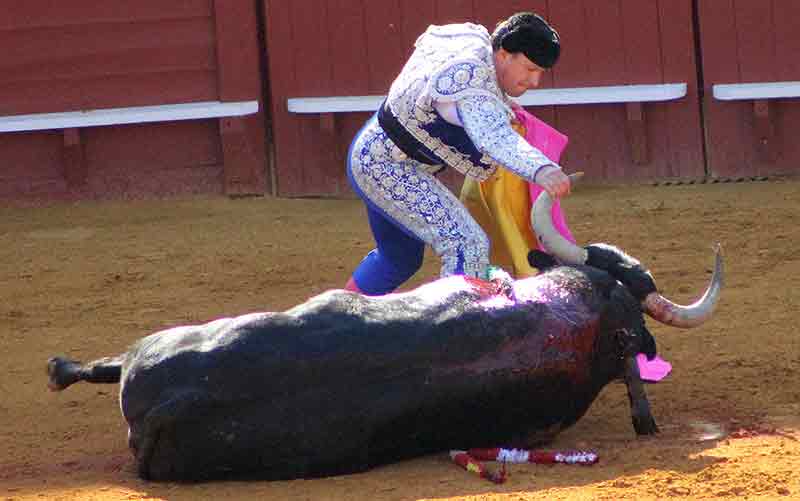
top-left (47, 240), bottom-right (723, 481)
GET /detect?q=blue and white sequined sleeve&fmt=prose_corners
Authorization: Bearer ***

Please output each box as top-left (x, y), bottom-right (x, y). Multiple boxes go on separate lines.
top-left (457, 95), bottom-right (560, 182)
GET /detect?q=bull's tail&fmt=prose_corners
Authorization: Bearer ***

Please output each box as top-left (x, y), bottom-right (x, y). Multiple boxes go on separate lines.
top-left (47, 355), bottom-right (124, 391)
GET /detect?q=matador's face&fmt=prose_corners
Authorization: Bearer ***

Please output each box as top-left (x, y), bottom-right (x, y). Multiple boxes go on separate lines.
top-left (494, 49), bottom-right (545, 97)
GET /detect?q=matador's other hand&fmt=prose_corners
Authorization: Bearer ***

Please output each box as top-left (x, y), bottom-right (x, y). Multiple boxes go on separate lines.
top-left (534, 165), bottom-right (571, 198)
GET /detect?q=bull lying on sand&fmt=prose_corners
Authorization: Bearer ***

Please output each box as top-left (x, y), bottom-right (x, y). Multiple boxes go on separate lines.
top-left (46, 192), bottom-right (723, 481)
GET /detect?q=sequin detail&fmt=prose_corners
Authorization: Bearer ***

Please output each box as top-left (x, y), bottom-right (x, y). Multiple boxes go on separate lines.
top-left (385, 23), bottom-right (558, 182)
top-left (386, 23), bottom-right (512, 181)
top-left (349, 118), bottom-right (490, 278)
top-left (458, 94), bottom-right (559, 181)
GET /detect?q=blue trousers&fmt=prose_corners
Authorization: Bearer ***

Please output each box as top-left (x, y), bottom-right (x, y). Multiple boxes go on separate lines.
top-left (351, 204), bottom-right (426, 295)
top-left (346, 115), bottom-right (489, 295)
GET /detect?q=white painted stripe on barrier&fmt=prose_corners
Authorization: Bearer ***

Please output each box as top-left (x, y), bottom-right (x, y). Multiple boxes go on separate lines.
top-left (287, 95), bottom-right (385, 113)
top-left (712, 81), bottom-right (800, 101)
top-left (286, 83), bottom-right (687, 114)
top-left (517, 83), bottom-right (687, 106)
top-left (0, 100), bottom-right (259, 133)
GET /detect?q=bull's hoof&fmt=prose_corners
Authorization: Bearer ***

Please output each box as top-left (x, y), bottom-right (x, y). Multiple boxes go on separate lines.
top-left (633, 414), bottom-right (659, 435)
top-left (46, 357), bottom-right (82, 391)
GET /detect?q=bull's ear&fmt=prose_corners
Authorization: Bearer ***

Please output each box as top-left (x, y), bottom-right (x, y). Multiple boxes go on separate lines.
top-left (528, 250), bottom-right (559, 271)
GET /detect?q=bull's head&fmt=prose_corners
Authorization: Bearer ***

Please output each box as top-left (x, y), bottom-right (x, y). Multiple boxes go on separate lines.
top-left (530, 188), bottom-right (723, 329)
top-left (529, 187), bottom-right (723, 436)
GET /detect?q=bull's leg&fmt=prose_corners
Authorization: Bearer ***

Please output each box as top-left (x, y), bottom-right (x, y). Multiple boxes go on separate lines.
top-left (47, 355), bottom-right (124, 391)
top-left (623, 355), bottom-right (659, 435)
top-left (132, 389), bottom-right (213, 481)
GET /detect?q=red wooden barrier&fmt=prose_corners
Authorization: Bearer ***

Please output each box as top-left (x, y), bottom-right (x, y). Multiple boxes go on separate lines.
top-left (0, 0), bottom-right (267, 203)
top-left (545, 0), bottom-right (703, 181)
top-left (265, 0), bottom-right (705, 198)
top-left (698, 0), bottom-right (800, 177)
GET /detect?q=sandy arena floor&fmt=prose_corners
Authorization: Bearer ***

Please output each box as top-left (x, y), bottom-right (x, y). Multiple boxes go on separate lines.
top-left (1, 178), bottom-right (798, 500)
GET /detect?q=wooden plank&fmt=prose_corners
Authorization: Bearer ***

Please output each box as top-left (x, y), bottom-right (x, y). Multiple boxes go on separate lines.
top-left (699, 0), bottom-right (799, 177)
top-left (213, 0), bottom-right (261, 101)
top-left (0, 16), bottom-right (219, 115)
top-left (584, 0), bottom-right (625, 86)
top-left (289, 0), bottom-right (333, 97)
top-left (85, 120), bottom-right (220, 174)
top-left (753, 100), bottom-right (776, 164)
top-left (473, 2), bottom-right (504, 29)
top-left (213, 0), bottom-right (266, 195)
top-left (219, 116), bottom-right (256, 195)
top-left (548, 0), bottom-right (589, 88)
top-left (62, 128), bottom-right (87, 188)
top-left (734, 0), bottom-right (776, 83)
top-left (0, 18), bottom-right (215, 73)
top-left (730, 1), bottom-right (775, 175)
top-left (771, 1), bottom-right (800, 175)
top-left (643, 100), bottom-right (673, 177)
top-left (620, 0), bottom-right (661, 84)
top-left (620, 0), bottom-right (662, 175)
top-left (263, 0), bottom-right (303, 196)
top-left (364, 0), bottom-right (405, 94)
top-left (474, 0), bottom-right (545, 30)
top-left (0, 131), bottom-right (65, 198)
top-left (697, 0), bottom-right (747, 177)
top-left (329, 0), bottom-right (371, 96)
top-left (434, 0), bottom-right (474, 24)
top-left (774, 0), bottom-right (800, 81)
top-left (0, 45), bottom-right (217, 85)
top-left (649, 0), bottom-right (680, 178)
top-left (773, 104), bottom-right (798, 177)
top-left (289, 0), bottom-right (338, 195)
top-left (0, 71), bottom-right (218, 116)
top-left (658, 0), bottom-right (704, 178)
top-left (399, 0), bottom-right (436, 57)
top-left (753, 0), bottom-right (798, 176)
top-left (697, 0), bottom-right (739, 84)
top-left (83, 120), bottom-right (223, 198)
top-left (0, 1), bottom-right (213, 30)
top-left (0, 1), bottom-right (264, 202)
top-left (625, 102), bottom-right (648, 165)
top-left (582, 1), bottom-right (628, 178)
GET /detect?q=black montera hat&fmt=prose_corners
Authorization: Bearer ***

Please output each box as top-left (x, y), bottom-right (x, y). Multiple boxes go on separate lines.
top-left (492, 12), bottom-right (561, 68)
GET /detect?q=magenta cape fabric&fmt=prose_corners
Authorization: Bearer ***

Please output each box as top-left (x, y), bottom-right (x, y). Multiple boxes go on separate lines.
top-left (514, 108), bottom-right (576, 246)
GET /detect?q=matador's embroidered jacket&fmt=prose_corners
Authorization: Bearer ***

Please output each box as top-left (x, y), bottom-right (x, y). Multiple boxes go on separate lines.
top-left (383, 22), bottom-right (559, 181)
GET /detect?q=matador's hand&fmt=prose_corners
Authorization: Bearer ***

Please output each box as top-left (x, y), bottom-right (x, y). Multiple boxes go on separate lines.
top-left (534, 165), bottom-right (571, 198)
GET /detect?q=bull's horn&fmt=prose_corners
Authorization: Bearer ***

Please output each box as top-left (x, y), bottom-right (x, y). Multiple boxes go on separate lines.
top-left (642, 244), bottom-right (724, 328)
top-left (531, 185), bottom-right (724, 329)
top-left (530, 173), bottom-right (588, 265)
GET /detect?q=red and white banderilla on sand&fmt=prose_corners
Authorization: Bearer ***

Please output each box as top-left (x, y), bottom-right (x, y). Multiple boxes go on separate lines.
top-left (450, 448), bottom-right (599, 484)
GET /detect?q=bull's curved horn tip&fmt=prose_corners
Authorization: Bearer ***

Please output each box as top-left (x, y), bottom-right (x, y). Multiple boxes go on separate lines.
top-left (643, 243), bottom-right (724, 328)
